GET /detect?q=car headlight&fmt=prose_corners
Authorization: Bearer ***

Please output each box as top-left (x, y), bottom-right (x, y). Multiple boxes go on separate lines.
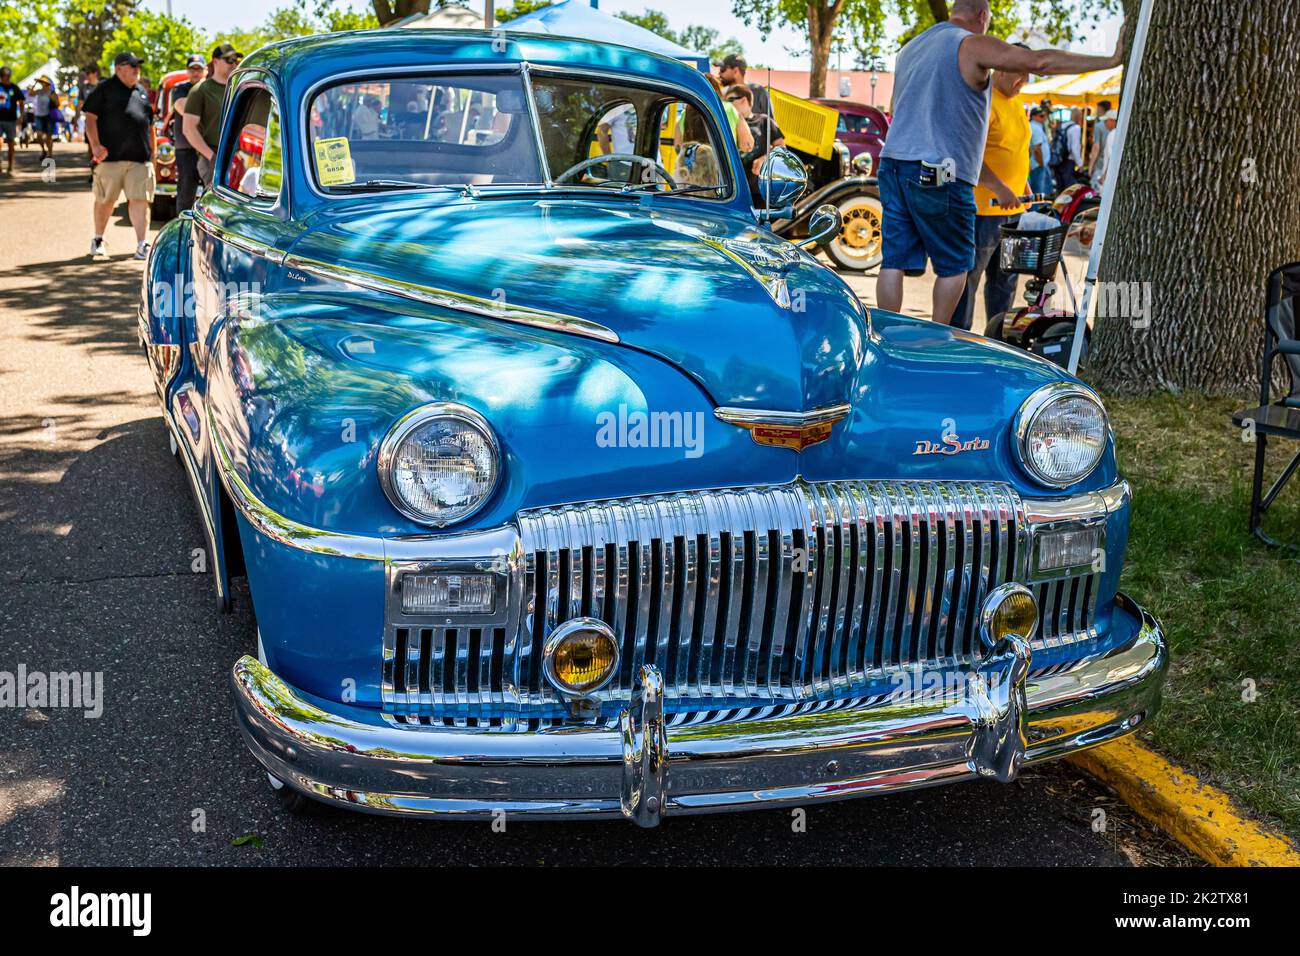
top-left (378, 403), bottom-right (500, 527)
top-left (156, 141), bottom-right (175, 164)
top-left (1014, 383), bottom-right (1108, 488)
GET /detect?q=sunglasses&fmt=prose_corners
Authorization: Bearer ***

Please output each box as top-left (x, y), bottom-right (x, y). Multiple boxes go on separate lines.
top-left (222, 55), bottom-right (242, 65)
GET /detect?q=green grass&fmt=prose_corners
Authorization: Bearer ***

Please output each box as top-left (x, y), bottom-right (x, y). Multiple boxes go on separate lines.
top-left (1103, 392), bottom-right (1300, 841)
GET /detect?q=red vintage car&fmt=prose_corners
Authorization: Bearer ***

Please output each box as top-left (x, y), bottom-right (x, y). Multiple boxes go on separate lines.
top-left (151, 69), bottom-right (190, 220)
top-left (813, 98), bottom-right (890, 167)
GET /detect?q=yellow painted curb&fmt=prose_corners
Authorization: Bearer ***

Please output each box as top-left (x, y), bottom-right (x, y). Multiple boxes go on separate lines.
top-left (1068, 737), bottom-right (1300, 867)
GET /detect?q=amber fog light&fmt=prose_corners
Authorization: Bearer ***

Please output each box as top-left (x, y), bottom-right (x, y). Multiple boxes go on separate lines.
top-left (979, 584), bottom-right (1039, 652)
top-left (543, 618), bottom-right (619, 696)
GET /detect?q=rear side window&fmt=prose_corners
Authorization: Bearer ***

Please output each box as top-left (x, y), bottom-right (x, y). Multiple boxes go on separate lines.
top-left (223, 86), bottom-right (282, 201)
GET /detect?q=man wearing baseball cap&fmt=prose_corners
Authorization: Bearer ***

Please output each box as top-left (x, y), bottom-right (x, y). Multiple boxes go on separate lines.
top-left (82, 51), bottom-right (155, 260)
top-left (170, 54), bottom-right (208, 212)
top-left (717, 53), bottom-right (771, 118)
top-left (183, 43), bottom-right (242, 188)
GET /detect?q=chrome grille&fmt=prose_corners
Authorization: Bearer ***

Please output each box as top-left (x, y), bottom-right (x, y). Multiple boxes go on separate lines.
top-left (383, 480), bottom-right (1102, 725)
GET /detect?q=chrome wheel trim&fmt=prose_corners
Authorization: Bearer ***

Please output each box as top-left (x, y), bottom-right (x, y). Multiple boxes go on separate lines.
top-left (828, 196), bottom-right (883, 269)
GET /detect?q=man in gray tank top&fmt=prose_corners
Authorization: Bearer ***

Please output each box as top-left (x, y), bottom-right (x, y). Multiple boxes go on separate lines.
top-left (876, 0), bottom-right (1123, 325)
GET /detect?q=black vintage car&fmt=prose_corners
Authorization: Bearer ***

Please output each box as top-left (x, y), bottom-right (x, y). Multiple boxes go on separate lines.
top-left (772, 138), bottom-right (882, 272)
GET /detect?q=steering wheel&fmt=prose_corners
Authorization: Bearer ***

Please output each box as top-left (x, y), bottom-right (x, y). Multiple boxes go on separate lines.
top-left (553, 153), bottom-right (677, 190)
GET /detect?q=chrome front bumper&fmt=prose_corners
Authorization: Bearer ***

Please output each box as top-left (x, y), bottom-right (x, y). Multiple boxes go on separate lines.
top-left (232, 594), bottom-right (1165, 825)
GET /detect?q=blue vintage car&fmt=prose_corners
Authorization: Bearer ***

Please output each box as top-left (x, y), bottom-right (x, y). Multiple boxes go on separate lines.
top-left (140, 28), bottom-right (1166, 824)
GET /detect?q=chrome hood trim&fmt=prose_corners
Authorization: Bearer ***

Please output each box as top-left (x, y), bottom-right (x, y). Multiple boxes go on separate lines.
top-left (281, 252), bottom-right (621, 344)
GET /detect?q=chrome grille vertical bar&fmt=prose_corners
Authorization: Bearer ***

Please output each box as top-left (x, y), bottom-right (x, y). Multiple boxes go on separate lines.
top-left (674, 498), bottom-right (700, 700)
top-left (878, 482), bottom-right (904, 669)
top-left (791, 483), bottom-right (818, 698)
top-left (809, 484), bottom-right (837, 696)
top-left (724, 493), bottom-right (752, 697)
top-left (936, 484), bottom-right (959, 664)
top-left (743, 491), bottom-right (772, 699)
top-left (695, 497), bottom-right (723, 698)
top-left (952, 483), bottom-right (976, 662)
top-left (899, 484), bottom-right (922, 667)
top-left (862, 482), bottom-right (886, 675)
top-left (628, 501), bottom-right (654, 688)
top-left (767, 489), bottom-right (795, 695)
top-left (843, 483), bottom-right (869, 685)
top-left (650, 499), bottom-right (675, 674)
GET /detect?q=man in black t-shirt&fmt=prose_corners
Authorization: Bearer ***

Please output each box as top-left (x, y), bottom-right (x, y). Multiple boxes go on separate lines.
top-left (170, 54), bottom-right (207, 212)
top-left (82, 51), bottom-right (155, 260)
top-left (0, 65), bottom-right (24, 176)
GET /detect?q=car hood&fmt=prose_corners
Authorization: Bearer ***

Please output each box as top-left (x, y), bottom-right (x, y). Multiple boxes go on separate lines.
top-left (287, 194), bottom-right (868, 412)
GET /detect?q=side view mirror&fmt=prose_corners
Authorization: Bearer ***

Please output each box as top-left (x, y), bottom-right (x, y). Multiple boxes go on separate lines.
top-left (852, 152), bottom-right (874, 177)
top-left (797, 203), bottom-right (842, 251)
top-left (756, 146), bottom-right (808, 214)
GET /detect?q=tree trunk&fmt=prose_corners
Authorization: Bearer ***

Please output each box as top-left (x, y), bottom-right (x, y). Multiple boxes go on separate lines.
top-left (927, 0), bottom-right (950, 22)
top-left (1092, 1), bottom-right (1300, 395)
top-left (372, 0), bottom-right (433, 27)
top-left (806, 1), bottom-right (845, 98)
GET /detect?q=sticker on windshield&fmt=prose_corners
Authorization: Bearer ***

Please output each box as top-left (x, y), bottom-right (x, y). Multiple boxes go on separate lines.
top-left (313, 137), bottom-right (355, 186)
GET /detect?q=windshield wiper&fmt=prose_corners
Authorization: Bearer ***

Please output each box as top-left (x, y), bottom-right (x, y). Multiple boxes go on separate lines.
top-left (624, 183), bottom-right (726, 197)
top-left (328, 180), bottom-right (452, 193)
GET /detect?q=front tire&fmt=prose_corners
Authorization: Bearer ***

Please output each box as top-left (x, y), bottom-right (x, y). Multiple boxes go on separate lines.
top-left (825, 194), bottom-right (884, 271)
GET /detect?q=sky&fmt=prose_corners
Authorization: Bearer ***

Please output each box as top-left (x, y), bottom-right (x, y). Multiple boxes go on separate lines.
top-left (139, 0), bottom-right (1121, 71)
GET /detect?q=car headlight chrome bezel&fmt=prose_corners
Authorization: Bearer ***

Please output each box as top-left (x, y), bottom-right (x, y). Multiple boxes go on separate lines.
top-left (378, 402), bottom-right (501, 527)
top-left (1014, 382), bottom-right (1109, 489)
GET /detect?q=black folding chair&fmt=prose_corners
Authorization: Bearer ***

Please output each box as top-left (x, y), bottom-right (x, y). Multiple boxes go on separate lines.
top-left (1232, 262), bottom-right (1300, 547)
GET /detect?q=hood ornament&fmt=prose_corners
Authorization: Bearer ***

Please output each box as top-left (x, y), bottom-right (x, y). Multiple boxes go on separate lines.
top-left (700, 235), bottom-right (805, 309)
top-left (715, 404), bottom-right (849, 451)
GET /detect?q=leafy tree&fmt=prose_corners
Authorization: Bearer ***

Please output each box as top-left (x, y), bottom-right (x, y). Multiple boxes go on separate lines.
top-left (618, 9), bottom-right (744, 62)
top-left (729, 1), bottom-right (888, 98)
top-left (496, 0), bottom-right (552, 23)
top-left (679, 25), bottom-right (744, 63)
top-left (0, 0), bottom-right (61, 79)
top-left (101, 8), bottom-right (206, 78)
top-left (896, 0), bottom-right (1117, 46)
top-left (57, 0), bottom-right (136, 82)
top-left (733, 0), bottom-right (1121, 98)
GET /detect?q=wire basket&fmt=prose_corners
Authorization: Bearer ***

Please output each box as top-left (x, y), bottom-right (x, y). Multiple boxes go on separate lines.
top-left (999, 222), bottom-right (1068, 278)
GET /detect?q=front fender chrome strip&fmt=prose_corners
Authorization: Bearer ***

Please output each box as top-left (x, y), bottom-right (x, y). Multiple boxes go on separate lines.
top-left (279, 253), bottom-right (620, 344)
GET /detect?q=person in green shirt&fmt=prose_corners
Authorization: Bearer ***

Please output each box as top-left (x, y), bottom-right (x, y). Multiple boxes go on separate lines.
top-left (705, 73), bottom-right (753, 154)
top-left (182, 42), bottom-right (241, 187)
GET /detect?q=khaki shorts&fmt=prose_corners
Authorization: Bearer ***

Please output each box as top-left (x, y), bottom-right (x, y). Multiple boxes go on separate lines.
top-left (93, 161), bottom-right (155, 204)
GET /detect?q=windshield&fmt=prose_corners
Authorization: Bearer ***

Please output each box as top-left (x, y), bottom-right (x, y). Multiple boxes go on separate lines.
top-left (306, 70), bottom-right (731, 199)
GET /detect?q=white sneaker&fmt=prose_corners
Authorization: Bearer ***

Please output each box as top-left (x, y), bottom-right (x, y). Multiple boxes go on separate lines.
top-left (134, 242), bottom-right (149, 260)
top-left (90, 238), bottom-right (108, 260)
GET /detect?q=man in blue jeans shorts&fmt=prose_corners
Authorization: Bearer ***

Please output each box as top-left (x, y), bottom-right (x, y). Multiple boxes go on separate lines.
top-left (876, 0), bottom-right (1122, 325)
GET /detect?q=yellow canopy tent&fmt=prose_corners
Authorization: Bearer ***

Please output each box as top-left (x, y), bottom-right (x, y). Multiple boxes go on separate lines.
top-left (1020, 67), bottom-right (1123, 107)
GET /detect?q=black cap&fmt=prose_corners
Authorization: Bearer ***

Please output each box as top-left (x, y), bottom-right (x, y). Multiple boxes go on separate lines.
top-left (187, 54), bottom-right (207, 68)
top-left (113, 51), bottom-right (143, 68)
top-left (717, 53), bottom-right (747, 71)
top-left (212, 43), bottom-right (242, 61)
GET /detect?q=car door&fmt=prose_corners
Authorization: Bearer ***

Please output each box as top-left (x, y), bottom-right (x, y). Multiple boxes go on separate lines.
top-left (185, 72), bottom-right (298, 578)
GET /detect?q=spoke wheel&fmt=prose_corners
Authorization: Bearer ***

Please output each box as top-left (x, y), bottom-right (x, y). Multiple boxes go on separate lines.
top-left (826, 195), bottom-right (884, 271)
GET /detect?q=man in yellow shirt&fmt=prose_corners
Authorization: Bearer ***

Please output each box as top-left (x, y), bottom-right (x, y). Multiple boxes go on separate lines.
top-left (953, 52), bottom-right (1032, 332)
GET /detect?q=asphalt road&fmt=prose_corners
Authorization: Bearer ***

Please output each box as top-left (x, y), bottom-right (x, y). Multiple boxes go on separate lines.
top-left (0, 143), bottom-right (1194, 866)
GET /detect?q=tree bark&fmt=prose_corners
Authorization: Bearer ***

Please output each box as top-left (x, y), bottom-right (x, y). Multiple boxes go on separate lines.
top-left (1092, 1), bottom-right (1300, 395)
top-left (806, 1), bottom-right (845, 98)
top-left (371, 1), bottom-right (433, 27)
top-left (927, 0), bottom-right (950, 22)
